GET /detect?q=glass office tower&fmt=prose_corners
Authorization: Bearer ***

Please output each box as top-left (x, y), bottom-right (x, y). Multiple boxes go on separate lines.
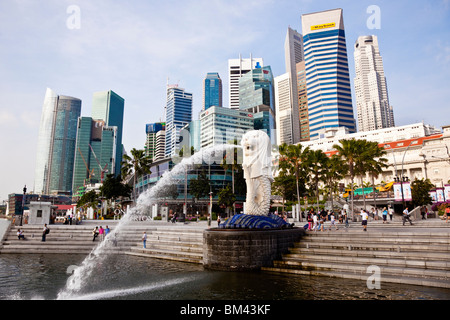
top-left (165, 85), bottom-right (193, 157)
top-left (91, 90), bottom-right (124, 177)
top-left (302, 9), bottom-right (356, 139)
top-left (239, 65), bottom-right (276, 141)
top-left (228, 55), bottom-right (264, 110)
top-left (72, 117), bottom-right (118, 195)
top-left (34, 88), bottom-right (81, 194)
top-left (203, 72), bottom-right (223, 111)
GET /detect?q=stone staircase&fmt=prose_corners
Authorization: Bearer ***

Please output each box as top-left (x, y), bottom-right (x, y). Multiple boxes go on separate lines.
top-left (262, 221), bottom-right (450, 289)
top-left (126, 227), bottom-right (204, 264)
top-left (0, 224), bottom-right (205, 264)
top-left (1, 225), bottom-right (110, 254)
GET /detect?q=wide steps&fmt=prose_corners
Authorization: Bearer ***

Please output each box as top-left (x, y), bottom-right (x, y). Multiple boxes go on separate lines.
top-left (290, 247), bottom-right (450, 262)
top-left (263, 267), bottom-right (450, 289)
top-left (263, 228), bottom-right (450, 288)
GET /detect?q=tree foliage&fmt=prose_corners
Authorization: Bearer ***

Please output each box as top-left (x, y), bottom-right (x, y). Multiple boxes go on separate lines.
top-left (411, 178), bottom-right (434, 207)
top-left (100, 174), bottom-right (132, 200)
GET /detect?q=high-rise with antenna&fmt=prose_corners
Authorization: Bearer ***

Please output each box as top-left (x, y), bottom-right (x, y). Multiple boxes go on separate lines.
top-left (228, 54), bottom-right (263, 110)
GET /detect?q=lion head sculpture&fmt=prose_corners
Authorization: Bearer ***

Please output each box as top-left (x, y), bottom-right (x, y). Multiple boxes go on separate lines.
top-left (241, 130), bottom-right (273, 180)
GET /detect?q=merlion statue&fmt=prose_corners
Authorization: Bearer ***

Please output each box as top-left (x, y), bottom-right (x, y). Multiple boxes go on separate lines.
top-left (241, 130), bottom-right (273, 216)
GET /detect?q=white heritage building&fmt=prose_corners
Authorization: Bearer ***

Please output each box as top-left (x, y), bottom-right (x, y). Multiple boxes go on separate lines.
top-left (299, 122), bottom-right (450, 189)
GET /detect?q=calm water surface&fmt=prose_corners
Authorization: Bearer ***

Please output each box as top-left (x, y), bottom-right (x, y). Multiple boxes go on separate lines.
top-left (0, 254), bottom-right (449, 300)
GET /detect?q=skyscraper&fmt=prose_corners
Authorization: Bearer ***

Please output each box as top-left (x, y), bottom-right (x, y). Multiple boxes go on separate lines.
top-left (274, 72), bottom-right (294, 145)
top-left (34, 88), bottom-right (81, 194)
top-left (203, 72), bottom-right (223, 111)
top-left (302, 8), bottom-right (356, 139)
top-left (72, 117), bottom-right (118, 194)
top-left (284, 27), bottom-right (304, 143)
top-left (228, 55), bottom-right (263, 110)
top-left (239, 65), bottom-right (276, 142)
top-left (165, 85), bottom-right (193, 157)
top-left (296, 61), bottom-right (310, 141)
top-left (354, 35), bottom-right (395, 132)
top-left (145, 122), bottom-right (165, 160)
top-left (91, 90), bottom-right (125, 177)
top-left (199, 106), bottom-right (254, 149)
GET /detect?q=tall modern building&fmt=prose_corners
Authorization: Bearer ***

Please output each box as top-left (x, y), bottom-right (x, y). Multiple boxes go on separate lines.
top-left (274, 72), bottom-right (294, 145)
top-left (239, 65), bottom-right (276, 142)
top-left (165, 85), bottom-right (193, 157)
top-left (199, 106), bottom-right (254, 149)
top-left (228, 55), bottom-right (263, 110)
top-left (302, 8), bottom-right (356, 139)
top-left (72, 117), bottom-right (118, 194)
top-left (203, 72), bottom-right (223, 111)
top-left (296, 61), bottom-right (310, 141)
top-left (145, 122), bottom-right (165, 160)
top-left (34, 88), bottom-right (81, 194)
top-left (91, 90), bottom-right (125, 177)
top-left (354, 35), bottom-right (395, 132)
top-left (284, 27), bottom-right (304, 143)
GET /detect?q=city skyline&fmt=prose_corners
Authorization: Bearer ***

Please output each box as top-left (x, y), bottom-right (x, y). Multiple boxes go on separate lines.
top-left (0, 0), bottom-right (449, 200)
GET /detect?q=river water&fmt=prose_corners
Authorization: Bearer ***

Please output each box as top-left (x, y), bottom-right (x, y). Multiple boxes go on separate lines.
top-left (1, 253), bottom-right (449, 301)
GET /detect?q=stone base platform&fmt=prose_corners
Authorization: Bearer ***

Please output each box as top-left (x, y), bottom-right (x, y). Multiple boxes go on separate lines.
top-left (203, 228), bottom-right (305, 271)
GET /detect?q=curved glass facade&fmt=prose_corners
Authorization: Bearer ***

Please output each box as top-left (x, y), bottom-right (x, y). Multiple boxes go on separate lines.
top-left (34, 88), bottom-right (81, 194)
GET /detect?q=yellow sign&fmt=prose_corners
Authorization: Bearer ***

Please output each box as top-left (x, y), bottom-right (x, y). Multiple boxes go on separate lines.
top-left (311, 22), bottom-right (336, 31)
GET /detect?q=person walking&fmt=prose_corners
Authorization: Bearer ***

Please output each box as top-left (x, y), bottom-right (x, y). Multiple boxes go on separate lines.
top-left (328, 212), bottom-right (339, 231)
top-left (92, 226), bottom-right (99, 241)
top-left (42, 224), bottom-right (49, 242)
top-left (420, 206), bottom-right (427, 220)
top-left (388, 206), bottom-right (394, 221)
top-left (382, 207), bottom-right (388, 223)
top-left (142, 231), bottom-right (147, 249)
top-left (105, 225), bottom-right (110, 236)
top-left (361, 210), bottom-right (369, 232)
top-left (403, 207), bottom-right (413, 226)
top-left (312, 213), bottom-right (319, 231)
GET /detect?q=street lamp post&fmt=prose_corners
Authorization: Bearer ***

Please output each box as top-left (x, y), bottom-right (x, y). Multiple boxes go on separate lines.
top-left (20, 185), bottom-right (27, 226)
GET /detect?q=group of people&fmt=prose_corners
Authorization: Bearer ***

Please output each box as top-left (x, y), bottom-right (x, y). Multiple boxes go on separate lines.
top-left (306, 209), bottom-right (346, 232)
top-left (305, 205), bottom-right (415, 232)
top-left (92, 226), bottom-right (110, 241)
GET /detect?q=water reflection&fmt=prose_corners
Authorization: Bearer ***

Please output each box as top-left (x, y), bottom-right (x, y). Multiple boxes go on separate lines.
top-left (0, 254), bottom-right (449, 300)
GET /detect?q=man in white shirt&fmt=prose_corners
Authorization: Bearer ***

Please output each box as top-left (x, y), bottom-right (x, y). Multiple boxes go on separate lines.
top-left (142, 231), bottom-right (147, 248)
top-left (360, 210), bottom-right (369, 232)
top-left (328, 212), bottom-right (339, 231)
top-left (402, 207), bottom-right (413, 226)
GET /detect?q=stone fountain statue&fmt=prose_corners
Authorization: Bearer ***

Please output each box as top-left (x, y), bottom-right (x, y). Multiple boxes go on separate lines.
top-left (241, 130), bottom-right (273, 216)
top-left (219, 130), bottom-right (291, 229)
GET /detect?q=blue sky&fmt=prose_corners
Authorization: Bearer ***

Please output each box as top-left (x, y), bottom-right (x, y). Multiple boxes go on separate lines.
top-left (0, 0), bottom-right (449, 201)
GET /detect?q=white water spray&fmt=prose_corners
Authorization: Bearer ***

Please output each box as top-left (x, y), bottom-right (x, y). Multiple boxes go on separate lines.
top-left (57, 144), bottom-right (241, 300)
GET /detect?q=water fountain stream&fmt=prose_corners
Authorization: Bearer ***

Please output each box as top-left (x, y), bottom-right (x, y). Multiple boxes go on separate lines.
top-left (56, 144), bottom-right (240, 299)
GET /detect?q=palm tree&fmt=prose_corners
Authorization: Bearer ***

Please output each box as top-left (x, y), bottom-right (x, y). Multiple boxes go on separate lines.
top-left (365, 141), bottom-right (389, 210)
top-left (333, 139), bottom-right (364, 221)
top-left (278, 143), bottom-right (310, 221)
top-left (121, 148), bottom-right (152, 203)
top-left (323, 154), bottom-right (346, 211)
top-left (306, 149), bottom-right (329, 213)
